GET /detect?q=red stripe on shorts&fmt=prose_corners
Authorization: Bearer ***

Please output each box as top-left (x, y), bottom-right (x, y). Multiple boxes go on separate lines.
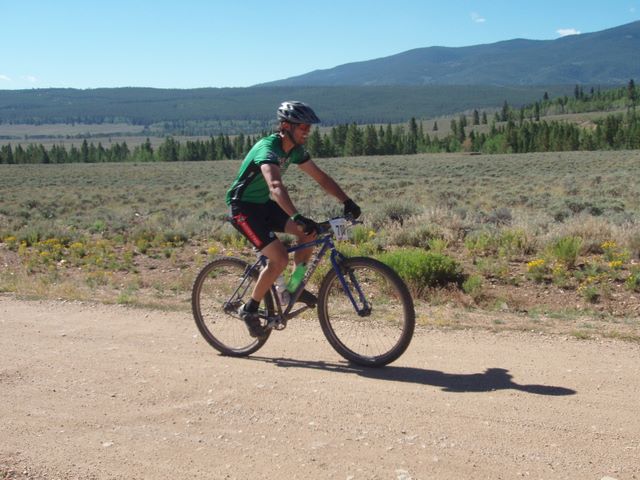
top-left (233, 214), bottom-right (264, 249)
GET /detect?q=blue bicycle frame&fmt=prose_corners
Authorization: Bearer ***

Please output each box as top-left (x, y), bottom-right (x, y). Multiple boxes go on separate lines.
top-left (246, 221), bottom-right (370, 327)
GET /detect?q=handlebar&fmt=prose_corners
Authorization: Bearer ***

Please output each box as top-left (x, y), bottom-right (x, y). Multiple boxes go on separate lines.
top-left (316, 216), bottom-right (361, 237)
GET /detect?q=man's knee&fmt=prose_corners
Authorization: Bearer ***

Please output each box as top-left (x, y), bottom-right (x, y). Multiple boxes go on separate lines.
top-left (262, 241), bottom-right (288, 271)
top-left (268, 253), bottom-right (288, 272)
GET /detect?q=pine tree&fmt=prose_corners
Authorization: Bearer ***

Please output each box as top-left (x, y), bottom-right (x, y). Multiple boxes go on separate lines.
top-left (344, 123), bottom-right (363, 156)
top-left (0, 144), bottom-right (14, 164)
top-left (501, 101), bottom-right (510, 122)
top-left (363, 125), bottom-right (379, 155)
top-left (81, 139), bottom-right (89, 163)
top-left (205, 136), bottom-right (217, 160)
top-left (158, 137), bottom-right (179, 162)
top-left (331, 124), bottom-right (348, 153)
top-left (307, 128), bottom-right (323, 157)
top-left (628, 79), bottom-right (637, 109)
top-left (450, 119), bottom-right (458, 138)
top-left (406, 118), bottom-right (418, 154)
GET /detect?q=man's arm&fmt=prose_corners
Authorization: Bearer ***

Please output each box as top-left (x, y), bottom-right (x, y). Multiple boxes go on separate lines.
top-left (297, 159), bottom-right (349, 203)
top-left (261, 163), bottom-right (298, 216)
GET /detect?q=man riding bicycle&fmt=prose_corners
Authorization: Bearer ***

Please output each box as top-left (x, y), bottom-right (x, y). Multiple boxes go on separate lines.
top-left (226, 101), bottom-right (361, 338)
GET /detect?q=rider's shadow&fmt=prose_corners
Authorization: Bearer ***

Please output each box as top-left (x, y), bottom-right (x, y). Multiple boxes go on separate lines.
top-left (251, 357), bottom-right (576, 396)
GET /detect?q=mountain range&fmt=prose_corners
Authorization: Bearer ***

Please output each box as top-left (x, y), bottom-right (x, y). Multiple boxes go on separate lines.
top-left (259, 21), bottom-right (640, 87)
top-left (1, 22), bottom-right (638, 129)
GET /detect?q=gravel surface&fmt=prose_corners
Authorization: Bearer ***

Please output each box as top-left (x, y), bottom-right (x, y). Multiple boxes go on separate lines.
top-left (1, 296), bottom-right (639, 479)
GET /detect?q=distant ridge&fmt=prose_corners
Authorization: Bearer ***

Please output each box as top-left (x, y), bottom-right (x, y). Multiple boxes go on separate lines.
top-left (0, 85), bottom-right (578, 127)
top-left (257, 21), bottom-right (640, 87)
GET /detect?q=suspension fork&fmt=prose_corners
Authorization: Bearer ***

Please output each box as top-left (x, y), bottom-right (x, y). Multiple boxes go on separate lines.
top-left (330, 250), bottom-right (371, 316)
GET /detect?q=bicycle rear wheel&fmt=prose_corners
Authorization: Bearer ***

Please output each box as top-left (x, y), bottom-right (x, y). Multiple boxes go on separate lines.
top-left (192, 257), bottom-right (272, 356)
top-left (317, 257), bottom-right (415, 367)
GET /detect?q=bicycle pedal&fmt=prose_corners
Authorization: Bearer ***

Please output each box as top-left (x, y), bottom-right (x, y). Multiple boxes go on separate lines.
top-left (297, 289), bottom-right (317, 307)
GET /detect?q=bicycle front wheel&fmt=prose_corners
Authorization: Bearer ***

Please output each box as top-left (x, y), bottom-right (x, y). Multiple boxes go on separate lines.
top-left (317, 257), bottom-right (415, 367)
top-left (192, 257), bottom-right (272, 356)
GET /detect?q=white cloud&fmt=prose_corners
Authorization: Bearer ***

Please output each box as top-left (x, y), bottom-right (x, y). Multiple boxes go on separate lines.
top-left (557, 28), bottom-right (581, 37)
top-left (24, 75), bottom-right (38, 84)
top-left (0, 74), bottom-right (11, 82)
top-left (471, 12), bottom-right (486, 23)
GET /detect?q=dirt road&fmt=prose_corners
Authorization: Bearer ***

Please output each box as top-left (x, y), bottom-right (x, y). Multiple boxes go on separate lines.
top-left (1, 296), bottom-right (639, 479)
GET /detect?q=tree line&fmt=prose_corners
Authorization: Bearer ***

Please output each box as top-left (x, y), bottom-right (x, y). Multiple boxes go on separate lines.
top-left (0, 134), bottom-right (260, 165)
top-left (1, 82), bottom-right (637, 164)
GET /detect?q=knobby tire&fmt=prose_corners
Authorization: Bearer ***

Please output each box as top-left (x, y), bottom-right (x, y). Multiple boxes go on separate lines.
top-left (317, 257), bottom-right (415, 367)
top-left (192, 257), bottom-right (273, 356)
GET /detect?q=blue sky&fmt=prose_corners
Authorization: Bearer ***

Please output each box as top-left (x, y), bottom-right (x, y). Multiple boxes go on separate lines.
top-left (1, 0), bottom-right (638, 90)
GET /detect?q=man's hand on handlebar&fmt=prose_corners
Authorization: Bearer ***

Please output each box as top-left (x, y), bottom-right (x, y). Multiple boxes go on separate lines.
top-left (291, 213), bottom-right (320, 235)
top-left (343, 198), bottom-right (361, 219)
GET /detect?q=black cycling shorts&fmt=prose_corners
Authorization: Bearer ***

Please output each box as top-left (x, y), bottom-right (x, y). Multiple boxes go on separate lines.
top-left (229, 200), bottom-right (289, 250)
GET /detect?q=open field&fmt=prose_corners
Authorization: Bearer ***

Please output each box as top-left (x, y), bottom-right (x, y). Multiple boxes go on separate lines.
top-left (0, 106), bottom-right (623, 149)
top-left (0, 123), bottom-right (146, 138)
top-left (0, 123), bottom-right (206, 149)
top-left (1, 151), bottom-right (639, 339)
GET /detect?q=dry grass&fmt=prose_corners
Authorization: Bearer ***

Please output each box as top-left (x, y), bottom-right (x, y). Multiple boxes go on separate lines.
top-left (1, 150), bottom-right (640, 338)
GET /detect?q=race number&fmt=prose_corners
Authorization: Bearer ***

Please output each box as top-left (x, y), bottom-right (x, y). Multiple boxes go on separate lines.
top-left (329, 218), bottom-right (349, 241)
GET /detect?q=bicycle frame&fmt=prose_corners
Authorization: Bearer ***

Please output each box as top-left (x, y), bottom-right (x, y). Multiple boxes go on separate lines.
top-left (232, 222), bottom-right (370, 329)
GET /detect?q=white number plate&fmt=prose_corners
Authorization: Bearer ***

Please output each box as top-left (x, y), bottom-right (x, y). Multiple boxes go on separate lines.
top-left (329, 218), bottom-right (349, 241)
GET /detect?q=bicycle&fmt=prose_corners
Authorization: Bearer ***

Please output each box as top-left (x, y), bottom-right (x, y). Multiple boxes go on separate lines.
top-left (192, 217), bottom-right (415, 367)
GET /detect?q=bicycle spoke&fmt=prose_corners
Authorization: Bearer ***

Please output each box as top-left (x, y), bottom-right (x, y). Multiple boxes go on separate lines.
top-left (192, 258), bottom-right (272, 356)
top-left (318, 257), bottom-right (414, 366)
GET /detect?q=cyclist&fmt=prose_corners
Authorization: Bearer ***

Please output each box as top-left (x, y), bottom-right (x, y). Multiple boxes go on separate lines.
top-left (226, 101), bottom-right (361, 337)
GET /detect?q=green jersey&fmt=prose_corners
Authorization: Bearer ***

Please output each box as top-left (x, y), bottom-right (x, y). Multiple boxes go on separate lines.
top-left (225, 133), bottom-right (308, 205)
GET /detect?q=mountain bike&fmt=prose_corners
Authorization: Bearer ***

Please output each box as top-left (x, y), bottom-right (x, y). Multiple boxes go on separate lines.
top-left (192, 217), bottom-right (415, 367)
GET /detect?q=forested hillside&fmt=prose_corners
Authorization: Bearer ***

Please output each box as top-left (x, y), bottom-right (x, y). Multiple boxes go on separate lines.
top-left (0, 85), bottom-right (575, 130)
top-left (1, 82), bottom-right (637, 164)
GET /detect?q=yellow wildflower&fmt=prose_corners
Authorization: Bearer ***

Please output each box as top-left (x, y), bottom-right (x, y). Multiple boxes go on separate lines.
top-left (601, 241), bottom-right (617, 250)
top-left (527, 259), bottom-right (545, 270)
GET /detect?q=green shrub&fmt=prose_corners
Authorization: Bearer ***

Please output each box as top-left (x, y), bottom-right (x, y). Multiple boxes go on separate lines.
top-left (464, 230), bottom-right (496, 257)
top-left (628, 233), bottom-right (640, 260)
top-left (476, 257), bottom-right (510, 282)
top-left (462, 275), bottom-right (484, 301)
top-left (89, 219), bottom-right (107, 234)
top-left (579, 282), bottom-right (600, 303)
top-left (427, 237), bottom-right (449, 254)
top-left (548, 236), bottom-right (582, 269)
top-left (3, 235), bottom-right (19, 251)
top-left (161, 230), bottom-right (189, 246)
top-left (497, 228), bottom-right (534, 259)
top-left (376, 248), bottom-right (463, 297)
top-left (388, 224), bottom-right (437, 249)
top-left (350, 224), bottom-right (373, 245)
top-left (526, 258), bottom-right (547, 283)
top-left (370, 201), bottom-right (418, 228)
top-left (551, 261), bottom-right (571, 288)
top-left (626, 267), bottom-right (640, 292)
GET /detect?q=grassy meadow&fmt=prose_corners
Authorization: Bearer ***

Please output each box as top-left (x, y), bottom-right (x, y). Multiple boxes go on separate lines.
top-left (1, 151), bottom-right (639, 339)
